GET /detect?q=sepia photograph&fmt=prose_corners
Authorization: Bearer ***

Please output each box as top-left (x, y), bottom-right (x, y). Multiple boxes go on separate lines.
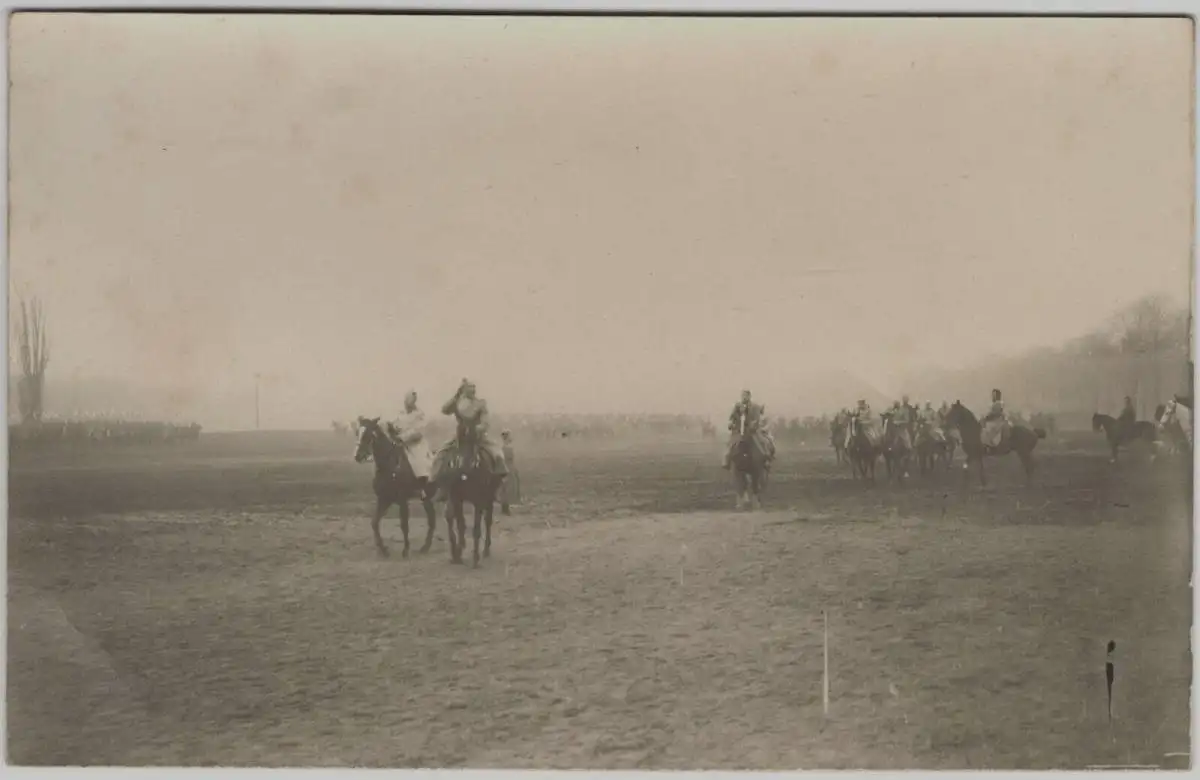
top-left (5, 9), bottom-right (1196, 769)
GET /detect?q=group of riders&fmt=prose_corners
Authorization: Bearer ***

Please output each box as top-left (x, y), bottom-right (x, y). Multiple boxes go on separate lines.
top-left (717, 389), bottom-right (1007, 471)
top-left (382, 378), bottom-right (510, 498)
top-left (835, 394), bottom-right (983, 452)
top-left (376, 380), bottom-right (1191, 493)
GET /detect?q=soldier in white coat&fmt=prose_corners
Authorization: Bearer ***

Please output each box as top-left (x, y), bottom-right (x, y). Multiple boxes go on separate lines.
top-left (391, 390), bottom-right (434, 484)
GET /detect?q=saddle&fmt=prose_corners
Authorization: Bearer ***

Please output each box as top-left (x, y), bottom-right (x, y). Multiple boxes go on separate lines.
top-left (981, 418), bottom-right (1009, 449)
top-left (450, 422), bottom-right (495, 472)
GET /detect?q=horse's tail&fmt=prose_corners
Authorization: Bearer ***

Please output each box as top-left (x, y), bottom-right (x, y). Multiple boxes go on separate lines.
top-left (1033, 427), bottom-right (1047, 440)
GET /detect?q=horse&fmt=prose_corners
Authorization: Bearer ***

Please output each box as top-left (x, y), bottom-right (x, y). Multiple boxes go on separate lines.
top-left (1157, 400), bottom-right (1193, 457)
top-left (1091, 413), bottom-right (1158, 464)
top-left (353, 416), bottom-right (437, 558)
top-left (938, 424), bottom-right (960, 471)
top-left (845, 414), bottom-right (883, 483)
top-left (434, 420), bottom-right (505, 567)
top-left (880, 411), bottom-right (913, 483)
top-left (942, 401), bottom-right (1046, 486)
top-left (912, 420), bottom-right (950, 476)
top-left (731, 427), bottom-right (770, 510)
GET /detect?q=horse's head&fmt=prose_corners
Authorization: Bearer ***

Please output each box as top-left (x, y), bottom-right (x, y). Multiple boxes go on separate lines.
top-left (1091, 413), bottom-right (1104, 432)
top-left (732, 434), bottom-right (758, 472)
top-left (1159, 399), bottom-right (1184, 432)
top-left (354, 416), bottom-right (388, 464)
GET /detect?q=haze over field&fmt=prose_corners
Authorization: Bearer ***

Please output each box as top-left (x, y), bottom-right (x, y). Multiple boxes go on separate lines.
top-left (8, 14), bottom-right (1193, 429)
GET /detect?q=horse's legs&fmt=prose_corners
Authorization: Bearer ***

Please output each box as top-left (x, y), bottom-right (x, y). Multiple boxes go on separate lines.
top-left (1020, 449), bottom-right (1035, 482)
top-left (371, 497), bottom-right (389, 558)
top-left (455, 499), bottom-right (468, 565)
top-left (419, 497), bottom-right (436, 554)
top-left (398, 501), bottom-right (411, 558)
top-left (472, 503), bottom-right (484, 568)
top-left (484, 502), bottom-right (493, 558)
top-left (446, 497), bottom-right (461, 563)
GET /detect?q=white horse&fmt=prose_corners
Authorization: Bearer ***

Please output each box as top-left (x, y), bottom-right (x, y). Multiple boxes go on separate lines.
top-left (1156, 398), bottom-right (1192, 457)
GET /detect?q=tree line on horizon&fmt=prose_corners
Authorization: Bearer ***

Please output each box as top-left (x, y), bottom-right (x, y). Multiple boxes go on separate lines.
top-left (897, 294), bottom-right (1191, 421)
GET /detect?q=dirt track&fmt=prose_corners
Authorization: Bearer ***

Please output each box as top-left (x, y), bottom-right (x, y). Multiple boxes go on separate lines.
top-left (7, 432), bottom-right (1193, 768)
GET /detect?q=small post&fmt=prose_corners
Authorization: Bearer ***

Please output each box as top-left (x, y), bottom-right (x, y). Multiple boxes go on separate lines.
top-left (823, 609), bottom-right (830, 717)
top-left (1106, 640), bottom-right (1116, 723)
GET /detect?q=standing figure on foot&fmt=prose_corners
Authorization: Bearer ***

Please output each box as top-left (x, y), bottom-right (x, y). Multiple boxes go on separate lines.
top-left (498, 429), bottom-right (522, 516)
top-left (723, 389), bottom-right (775, 470)
top-left (981, 388), bottom-right (1010, 450)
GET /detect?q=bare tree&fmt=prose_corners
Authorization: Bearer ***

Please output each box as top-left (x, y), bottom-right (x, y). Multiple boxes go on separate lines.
top-left (1111, 294), bottom-right (1189, 354)
top-left (12, 294), bottom-right (50, 423)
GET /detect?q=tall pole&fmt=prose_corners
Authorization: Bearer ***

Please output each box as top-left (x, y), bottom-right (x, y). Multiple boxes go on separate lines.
top-left (255, 373), bottom-right (261, 431)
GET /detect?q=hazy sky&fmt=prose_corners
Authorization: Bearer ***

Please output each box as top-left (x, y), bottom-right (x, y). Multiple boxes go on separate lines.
top-left (8, 14), bottom-right (1194, 424)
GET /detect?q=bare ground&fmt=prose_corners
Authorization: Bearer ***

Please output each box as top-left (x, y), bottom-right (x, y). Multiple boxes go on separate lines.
top-left (6, 432), bottom-right (1193, 768)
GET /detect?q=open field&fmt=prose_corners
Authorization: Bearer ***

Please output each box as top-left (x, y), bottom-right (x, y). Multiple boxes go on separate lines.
top-left (7, 431), bottom-right (1193, 768)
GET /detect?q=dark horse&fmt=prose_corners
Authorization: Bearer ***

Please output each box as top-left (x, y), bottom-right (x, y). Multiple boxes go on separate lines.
top-left (434, 421), bottom-right (505, 567)
top-left (845, 414), bottom-right (883, 483)
top-left (880, 412), bottom-right (913, 483)
top-left (353, 416), bottom-right (437, 558)
top-left (1092, 413), bottom-right (1158, 464)
top-left (731, 429), bottom-right (769, 510)
top-left (943, 401), bottom-right (1046, 486)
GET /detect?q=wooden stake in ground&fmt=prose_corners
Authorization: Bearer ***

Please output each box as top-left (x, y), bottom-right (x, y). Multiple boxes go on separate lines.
top-left (823, 609), bottom-right (830, 717)
top-left (1106, 640), bottom-right (1116, 723)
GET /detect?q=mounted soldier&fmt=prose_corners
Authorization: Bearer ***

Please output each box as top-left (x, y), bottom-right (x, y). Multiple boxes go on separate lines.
top-left (431, 378), bottom-right (509, 483)
top-left (723, 390), bottom-right (775, 470)
top-left (389, 390), bottom-right (434, 487)
top-left (981, 388), bottom-right (1010, 449)
top-left (893, 395), bottom-right (916, 429)
top-left (846, 398), bottom-right (882, 449)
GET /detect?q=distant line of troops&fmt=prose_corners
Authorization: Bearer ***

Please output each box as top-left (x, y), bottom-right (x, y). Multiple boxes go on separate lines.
top-left (9, 418), bottom-right (203, 446)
